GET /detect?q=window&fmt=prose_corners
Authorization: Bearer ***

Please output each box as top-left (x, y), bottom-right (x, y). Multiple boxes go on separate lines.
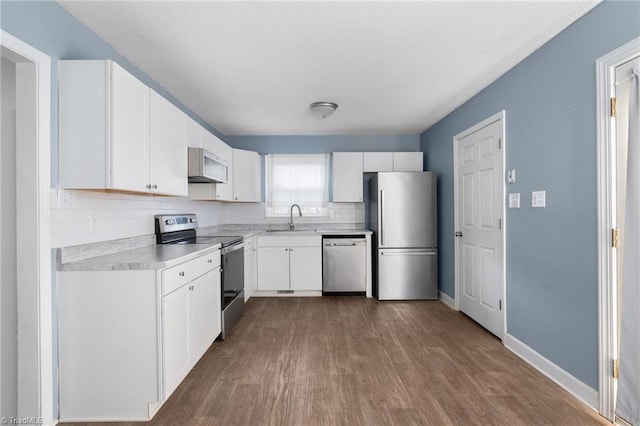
top-left (265, 154), bottom-right (330, 217)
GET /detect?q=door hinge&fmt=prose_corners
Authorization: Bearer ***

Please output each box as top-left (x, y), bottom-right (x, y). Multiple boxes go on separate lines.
top-left (499, 299), bottom-right (502, 310)
top-left (498, 218), bottom-right (502, 230)
top-left (613, 359), bottom-right (619, 379)
top-left (612, 228), bottom-right (619, 248)
top-left (498, 138), bottom-right (502, 149)
top-left (611, 97), bottom-right (617, 118)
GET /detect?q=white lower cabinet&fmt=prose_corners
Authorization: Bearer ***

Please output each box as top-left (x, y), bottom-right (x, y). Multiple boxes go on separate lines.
top-left (162, 267), bottom-right (221, 398)
top-left (244, 236), bottom-right (257, 301)
top-left (162, 284), bottom-right (190, 398)
top-left (256, 235), bottom-right (322, 291)
top-left (57, 249), bottom-right (221, 422)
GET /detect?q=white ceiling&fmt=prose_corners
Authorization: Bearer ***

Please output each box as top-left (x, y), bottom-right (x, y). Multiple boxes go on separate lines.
top-left (57, 1), bottom-right (600, 136)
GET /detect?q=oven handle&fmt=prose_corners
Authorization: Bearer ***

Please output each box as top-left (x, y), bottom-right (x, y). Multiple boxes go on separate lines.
top-left (221, 242), bottom-right (244, 256)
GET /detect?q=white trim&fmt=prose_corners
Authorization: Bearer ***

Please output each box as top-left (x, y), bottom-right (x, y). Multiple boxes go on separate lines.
top-left (438, 290), bottom-right (455, 310)
top-left (596, 36), bottom-right (640, 422)
top-left (0, 31), bottom-right (53, 425)
top-left (452, 110), bottom-right (507, 339)
top-left (505, 333), bottom-right (599, 411)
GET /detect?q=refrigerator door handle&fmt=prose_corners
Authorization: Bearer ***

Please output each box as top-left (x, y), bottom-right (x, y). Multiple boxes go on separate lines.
top-left (380, 250), bottom-right (436, 256)
top-left (380, 190), bottom-right (385, 246)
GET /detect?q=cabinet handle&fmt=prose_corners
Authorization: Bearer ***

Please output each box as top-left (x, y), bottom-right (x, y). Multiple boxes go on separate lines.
top-left (179, 271), bottom-right (185, 277)
top-left (146, 184), bottom-right (151, 189)
top-left (216, 195), bottom-right (220, 198)
top-left (189, 285), bottom-right (194, 291)
top-left (152, 184), bottom-right (158, 189)
top-left (235, 197), bottom-right (238, 200)
top-left (207, 259), bottom-right (213, 263)
top-left (289, 248), bottom-right (293, 252)
top-left (285, 248), bottom-right (288, 251)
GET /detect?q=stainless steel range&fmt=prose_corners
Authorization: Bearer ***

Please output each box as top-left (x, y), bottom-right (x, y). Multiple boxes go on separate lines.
top-left (155, 214), bottom-right (244, 339)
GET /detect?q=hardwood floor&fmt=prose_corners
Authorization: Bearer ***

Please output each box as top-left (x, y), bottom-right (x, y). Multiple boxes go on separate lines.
top-left (62, 297), bottom-right (609, 426)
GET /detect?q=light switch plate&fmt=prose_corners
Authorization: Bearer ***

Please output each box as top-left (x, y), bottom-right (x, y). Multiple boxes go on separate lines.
top-left (509, 193), bottom-right (520, 208)
top-left (532, 190), bottom-right (546, 208)
top-left (507, 169), bottom-right (516, 184)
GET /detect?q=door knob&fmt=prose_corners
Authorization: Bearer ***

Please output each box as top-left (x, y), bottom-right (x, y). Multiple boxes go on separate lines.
top-left (455, 231), bottom-right (463, 237)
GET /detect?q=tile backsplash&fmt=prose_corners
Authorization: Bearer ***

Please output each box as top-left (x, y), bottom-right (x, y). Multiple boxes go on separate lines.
top-left (51, 189), bottom-right (365, 248)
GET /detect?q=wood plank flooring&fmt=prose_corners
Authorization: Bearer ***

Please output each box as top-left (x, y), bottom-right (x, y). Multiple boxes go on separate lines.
top-left (62, 297), bottom-right (609, 426)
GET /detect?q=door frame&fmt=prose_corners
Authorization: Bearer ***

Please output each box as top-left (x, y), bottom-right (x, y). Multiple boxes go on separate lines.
top-left (452, 110), bottom-right (506, 339)
top-left (595, 36), bottom-right (640, 422)
top-left (0, 31), bottom-right (52, 422)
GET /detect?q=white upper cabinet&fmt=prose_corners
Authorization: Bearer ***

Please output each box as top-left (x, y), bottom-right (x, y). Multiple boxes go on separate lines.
top-left (109, 62), bottom-right (150, 193)
top-left (363, 152), bottom-right (393, 172)
top-left (214, 143), bottom-right (234, 201)
top-left (232, 148), bottom-right (260, 202)
top-left (184, 117), bottom-right (202, 149)
top-left (59, 60), bottom-right (187, 196)
top-left (393, 152), bottom-right (423, 171)
top-left (149, 91), bottom-right (188, 196)
top-left (332, 152), bottom-right (363, 202)
top-left (362, 152), bottom-right (423, 172)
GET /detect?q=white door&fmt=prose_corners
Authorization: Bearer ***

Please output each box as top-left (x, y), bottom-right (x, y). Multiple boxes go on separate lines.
top-left (455, 113), bottom-right (505, 338)
top-left (392, 152), bottom-right (423, 171)
top-left (233, 148), bottom-right (260, 202)
top-left (332, 152), bottom-right (363, 202)
top-left (189, 270), bottom-right (221, 364)
top-left (149, 91), bottom-right (187, 196)
top-left (256, 247), bottom-right (290, 290)
top-left (109, 62), bottom-right (149, 193)
top-left (162, 285), bottom-right (190, 398)
top-left (289, 246), bottom-right (322, 290)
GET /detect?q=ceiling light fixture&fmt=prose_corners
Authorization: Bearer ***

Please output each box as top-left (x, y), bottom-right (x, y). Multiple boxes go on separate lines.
top-left (310, 101), bottom-right (338, 119)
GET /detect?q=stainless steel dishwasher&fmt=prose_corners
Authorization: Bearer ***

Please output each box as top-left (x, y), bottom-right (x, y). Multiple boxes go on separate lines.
top-left (322, 236), bottom-right (367, 295)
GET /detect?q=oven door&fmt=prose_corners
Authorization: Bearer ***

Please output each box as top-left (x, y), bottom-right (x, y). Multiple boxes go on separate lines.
top-left (221, 242), bottom-right (244, 309)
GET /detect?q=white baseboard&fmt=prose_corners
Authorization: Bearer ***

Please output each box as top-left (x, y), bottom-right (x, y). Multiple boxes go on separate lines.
top-left (504, 333), bottom-right (598, 411)
top-left (438, 290), bottom-right (456, 310)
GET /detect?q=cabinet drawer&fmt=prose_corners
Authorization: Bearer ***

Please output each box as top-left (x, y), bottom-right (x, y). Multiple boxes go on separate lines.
top-left (192, 250), bottom-right (221, 279)
top-left (162, 262), bottom-right (192, 295)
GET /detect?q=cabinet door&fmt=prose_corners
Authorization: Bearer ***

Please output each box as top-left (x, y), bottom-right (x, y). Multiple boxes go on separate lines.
top-left (109, 62), bottom-right (149, 193)
top-left (149, 91), bottom-right (188, 196)
top-left (244, 238), bottom-right (257, 301)
top-left (233, 149), bottom-right (260, 202)
top-left (162, 285), bottom-right (190, 398)
top-left (256, 247), bottom-right (290, 290)
top-left (214, 143), bottom-right (234, 201)
top-left (289, 246), bottom-right (322, 291)
top-left (393, 152), bottom-right (423, 171)
top-left (332, 152), bottom-right (363, 202)
top-left (189, 269), bottom-right (221, 364)
top-left (185, 117), bottom-right (202, 148)
top-left (363, 152), bottom-right (393, 172)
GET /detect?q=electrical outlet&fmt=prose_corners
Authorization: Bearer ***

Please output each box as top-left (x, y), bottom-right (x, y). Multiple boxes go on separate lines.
top-left (507, 169), bottom-right (516, 184)
top-left (532, 191), bottom-right (546, 208)
top-left (508, 193), bottom-right (520, 208)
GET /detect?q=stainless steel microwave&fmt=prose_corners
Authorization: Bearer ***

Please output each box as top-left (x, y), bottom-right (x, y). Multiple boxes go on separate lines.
top-left (187, 147), bottom-right (229, 184)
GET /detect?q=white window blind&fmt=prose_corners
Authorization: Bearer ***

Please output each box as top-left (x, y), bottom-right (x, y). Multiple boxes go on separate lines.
top-left (265, 154), bottom-right (330, 217)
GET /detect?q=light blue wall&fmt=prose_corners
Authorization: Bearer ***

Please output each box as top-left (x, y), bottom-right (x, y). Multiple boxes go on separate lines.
top-left (420, 1), bottom-right (640, 390)
top-left (0, 0), bottom-right (224, 186)
top-left (226, 135), bottom-right (420, 153)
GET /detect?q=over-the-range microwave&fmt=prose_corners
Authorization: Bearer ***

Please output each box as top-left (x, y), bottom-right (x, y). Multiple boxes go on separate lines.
top-left (187, 147), bottom-right (229, 184)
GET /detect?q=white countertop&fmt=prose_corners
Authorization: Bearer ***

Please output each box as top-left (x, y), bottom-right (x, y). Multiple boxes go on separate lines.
top-left (58, 228), bottom-right (372, 272)
top-left (59, 243), bottom-right (221, 272)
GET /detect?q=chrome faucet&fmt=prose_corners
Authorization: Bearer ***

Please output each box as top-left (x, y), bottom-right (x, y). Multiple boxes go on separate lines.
top-left (289, 204), bottom-right (302, 230)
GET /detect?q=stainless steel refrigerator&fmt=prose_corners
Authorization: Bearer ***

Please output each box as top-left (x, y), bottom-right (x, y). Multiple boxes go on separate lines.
top-left (369, 172), bottom-right (437, 300)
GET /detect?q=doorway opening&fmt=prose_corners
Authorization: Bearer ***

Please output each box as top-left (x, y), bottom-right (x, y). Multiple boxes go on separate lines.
top-left (0, 32), bottom-right (52, 422)
top-left (596, 36), bottom-right (640, 423)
